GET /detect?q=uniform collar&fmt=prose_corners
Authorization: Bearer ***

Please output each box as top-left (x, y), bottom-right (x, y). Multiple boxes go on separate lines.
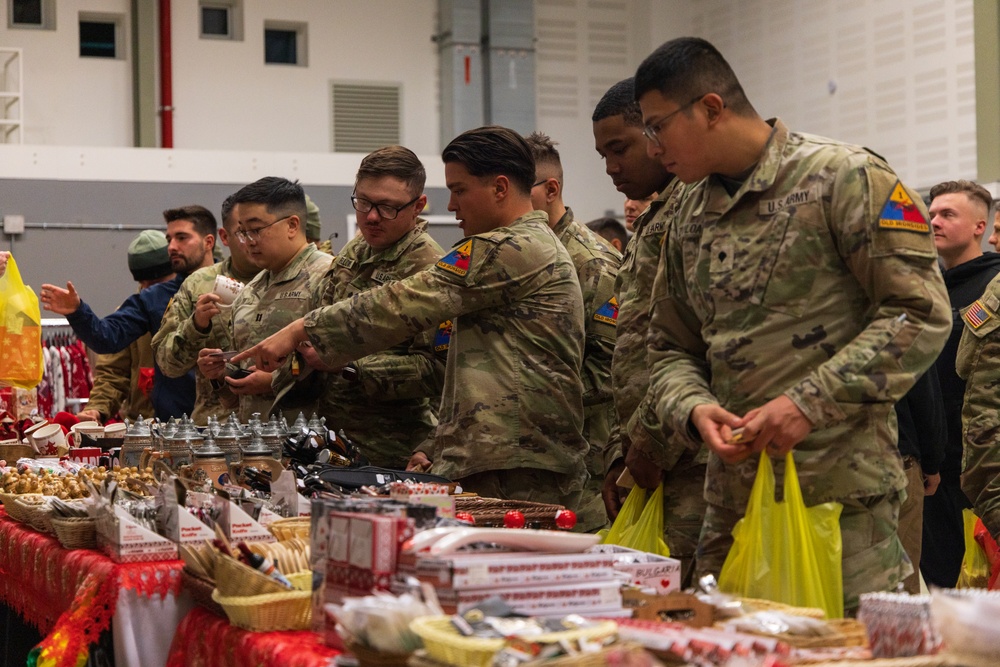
top-left (265, 243), bottom-right (319, 287)
top-left (354, 219), bottom-right (430, 266)
top-left (632, 178), bottom-right (683, 236)
top-left (551, 208), bottom-right (575, 236)
top-left (696, 118), bottom-right (787, 217)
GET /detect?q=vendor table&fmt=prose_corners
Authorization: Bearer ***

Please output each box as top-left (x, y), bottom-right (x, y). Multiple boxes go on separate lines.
top-left (0, 507), bottom-right (191, 667)
top-left (166, 607), bottom-right (340, 667)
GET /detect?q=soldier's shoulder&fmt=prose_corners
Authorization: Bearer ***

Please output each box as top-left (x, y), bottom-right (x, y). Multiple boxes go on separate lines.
top-left (183, 263), bottom-right (224, 290)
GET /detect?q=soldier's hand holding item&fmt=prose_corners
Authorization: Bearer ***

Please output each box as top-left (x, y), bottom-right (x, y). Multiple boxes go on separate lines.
top-left (192, 292), bottom-right (223, 332)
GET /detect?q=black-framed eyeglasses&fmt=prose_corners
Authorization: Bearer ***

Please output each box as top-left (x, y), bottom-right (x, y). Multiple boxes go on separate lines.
top-left (351, 194), bottom-right (420, 220)
top-left (642, 95), bottom-right (706, 146)
top-left (235, 215), bottom-right (291, 244)
top-left (532, 179), bottom-right (548, 188)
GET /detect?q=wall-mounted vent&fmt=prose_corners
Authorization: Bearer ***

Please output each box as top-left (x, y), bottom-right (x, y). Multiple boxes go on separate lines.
top-left (331, 82), bottom-right (401, 153)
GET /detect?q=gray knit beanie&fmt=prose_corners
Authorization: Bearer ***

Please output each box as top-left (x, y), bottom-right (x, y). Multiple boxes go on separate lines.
top-left (127, 229), bottom-right (173, 281)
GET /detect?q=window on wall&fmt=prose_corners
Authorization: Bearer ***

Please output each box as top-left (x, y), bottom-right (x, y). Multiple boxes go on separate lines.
top-left (264, 21), bottom-right (307, 66)
top-left (8, 0), bottom-right (55, 30)
top-left (79, 16), bottom-right (121, 59)
top-left (199, 0), bottom-right (242, 40)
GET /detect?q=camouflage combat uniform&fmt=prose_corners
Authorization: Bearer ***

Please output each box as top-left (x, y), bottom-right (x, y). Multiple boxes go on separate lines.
top-left (618, 180), bottom-right (708, 586)
top-left (151, 257), bottom-right (259, 424)
top-left (643, 120), bottom-right (951, 609)
top-left (955, 276), bottom-right (1000, 540)
top-left (550, 208), bottom-right (621, 531)
top-left (85, 335), bottom-right (155, 421)
top-left (229, 244), bottom-right (331, 421)
top-left (315, 220), bottom-right (446, 469)
top-left (302, 211), bottom-right (589, 511)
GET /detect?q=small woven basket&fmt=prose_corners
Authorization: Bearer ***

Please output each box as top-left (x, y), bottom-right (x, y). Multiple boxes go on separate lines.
top-left (51, 516), bottom-right (97, 550)
top-left (0, 443), bottom-right (36, 461)
top-left (213, 553), bottom-right (292, 597)
top-left (268, 517), bottom-right (310, 541)
top-left (0, 492), bottom-right (39, 522)
top-left (13, 495), bottom-right (53, 533)
top-left (211, 571), bottom-right (312, 632)
top-left (409, 616), bottom-right (618, 667)
top-left (181, 567), bottom-right (225, 617)
top-left (453, 497), bottom-right (565, 529)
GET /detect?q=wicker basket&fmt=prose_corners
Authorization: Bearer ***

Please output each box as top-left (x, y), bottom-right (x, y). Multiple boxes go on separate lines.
top-left (181, 568), bottom-right (225, 617)
top-left (13, 495), bottom-right (53, 533)
top-left (738, 597), bottom-right (828, 619)
top-left (724, 617), bottom-right (868, 650)
top-left (268, 517), bottom-right (310, 541)
top-left (409, 616), bottom-right (618, 667)
top-left (213, 553), bottom-right (293, 597)
top-left (0, 492), bottom-right (40, 522)
top-left (453, 497), bottom-right (565, 529)
top-left (0, 443), bottom-right (36, 462)
top-left (211, 571), bottom-right (312, 632)
top-left (51, 516), bottom-right (97, 550)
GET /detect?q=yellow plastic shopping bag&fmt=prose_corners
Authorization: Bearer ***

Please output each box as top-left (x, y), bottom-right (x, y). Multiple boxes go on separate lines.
top-left (718, 453), bottom-right (844, 618)
top-left (600, 483), bottom-right (670, 558)
top-left (957, 508), bottom-right (990, 588)
top-left (0, 256), bottom-right (43, 389)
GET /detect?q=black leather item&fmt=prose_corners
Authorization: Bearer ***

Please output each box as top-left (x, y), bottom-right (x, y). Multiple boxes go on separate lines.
top-left (307, 465), bottom-right (451, 491)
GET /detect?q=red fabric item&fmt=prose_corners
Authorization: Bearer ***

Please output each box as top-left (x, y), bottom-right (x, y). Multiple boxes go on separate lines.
top-left (166, 608), bottom-right (340, 667)
top-left (138, 367), bottom-right (155, 398)
top-left (0, 508), bottom-right (182, 634)
top-left (51, 411), bottom-right (80, 431)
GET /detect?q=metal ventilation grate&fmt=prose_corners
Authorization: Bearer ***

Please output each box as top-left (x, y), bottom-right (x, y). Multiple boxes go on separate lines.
top-left (331, 82), bottom-right (401, 153)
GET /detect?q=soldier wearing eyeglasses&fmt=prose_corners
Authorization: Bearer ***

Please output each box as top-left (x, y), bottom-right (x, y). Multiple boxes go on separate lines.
top-left (633, 37), bottom-right (950, 611)
top-left (299, 146), bottom-right (447, 469)
top-left (197, 177), bottom-right (331, 421)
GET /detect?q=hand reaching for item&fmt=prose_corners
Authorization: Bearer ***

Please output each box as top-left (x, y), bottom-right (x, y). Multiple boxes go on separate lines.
top-left (40, 281), bottom-right (82, 315)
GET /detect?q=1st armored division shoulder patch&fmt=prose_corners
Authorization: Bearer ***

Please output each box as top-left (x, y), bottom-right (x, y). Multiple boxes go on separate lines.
top-left (593, 296), bottom-right (619, 326)
top-left (878, 181), bottom-right (930, 233)
top-left (436, 239), bottom-right (473, 277)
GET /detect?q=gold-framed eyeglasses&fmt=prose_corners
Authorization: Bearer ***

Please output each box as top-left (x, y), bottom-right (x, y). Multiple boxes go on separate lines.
top-left (642, 95), bottom-right (705, 146)
top-left (235, 215), bottom-right (291, 244)
top-left (351, 194), bottom-right (420, 220)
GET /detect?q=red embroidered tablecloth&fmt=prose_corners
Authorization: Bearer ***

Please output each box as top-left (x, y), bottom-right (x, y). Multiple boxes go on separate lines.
top-left (166, 607), bottom-right (340, 667)
top-left (0, 507), bottom-right (183, 664)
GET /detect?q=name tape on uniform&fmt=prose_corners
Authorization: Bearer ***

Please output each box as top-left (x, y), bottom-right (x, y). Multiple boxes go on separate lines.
top-left (878, 181), bottom-right (930, 233)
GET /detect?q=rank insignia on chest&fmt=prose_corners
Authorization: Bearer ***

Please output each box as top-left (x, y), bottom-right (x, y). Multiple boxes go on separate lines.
top-left (877, 181), bottom-right (930, 233)
top-left (434, 320), bottom-right (453, 352)
top-left (964, 300), bottom-right (992, 329)
top-left (436, 239), bottom-right (473, 276)
top-left (593, 296), bottom-right (619, 326)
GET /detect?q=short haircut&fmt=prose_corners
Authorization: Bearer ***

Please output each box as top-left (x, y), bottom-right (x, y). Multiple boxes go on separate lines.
top-left (220, 194), bottom-right (238, 231)
top-left (929, 180), bottom-right (993, 214)
top-left (230, 176), bottom-right (307, 222)
top-left (442, 125), bottom-right (535, 195)
top-left (592, 78), bottom-right (644, 127)
top-left (524, 131), bottom-right (563, 181)
top-left (586, 217), bottom-right (628, 248)
top-left (162, 205), bottom-right (217, 238)
top-left (356, 145), bottom-right (427, 197)
top-left (635, 37), bottom-right (754, 116)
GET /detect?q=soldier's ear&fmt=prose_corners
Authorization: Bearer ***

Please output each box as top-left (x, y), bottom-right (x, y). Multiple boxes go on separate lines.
top-left (494, 175), bottom-right (510, 201)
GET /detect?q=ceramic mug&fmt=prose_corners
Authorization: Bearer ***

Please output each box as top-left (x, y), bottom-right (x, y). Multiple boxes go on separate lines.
top-left (212, 275), bottom-right (244, 305)
top-left (29, 423), bottom-right (68, 455)
top-left (68, 421), bottom-right (105, 447)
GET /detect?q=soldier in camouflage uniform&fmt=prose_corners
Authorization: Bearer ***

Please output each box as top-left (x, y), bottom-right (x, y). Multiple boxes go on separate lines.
top-left (955, 277), bottom-right (1000, 542)
top-left (152, 194), bottom-right (260, 424)
top-left (235, 127), bottom-right (589, 513)
top-left (591, 78), bottom-right (708, 585)
top-left (307, 146), bottom-right (446, 468)
top-left (525, 131), bottom-right (621, 532)
top-left (634, 38), bottom-right (950, 610)
top-left (198, 177), bottom-right (331, 421)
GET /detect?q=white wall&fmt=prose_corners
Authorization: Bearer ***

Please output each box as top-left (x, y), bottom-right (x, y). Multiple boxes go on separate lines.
top-left (0, 0), bottom-right (133, 146)
top-left (647, 0), bottom-right (978, 192)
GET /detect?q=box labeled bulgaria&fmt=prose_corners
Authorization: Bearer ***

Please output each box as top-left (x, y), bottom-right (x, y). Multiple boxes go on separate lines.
top-left (589, 545), bottom-right (681, 595)
top-left (397, 550), bottom-right (618, 590)
top-left (431, 580), bottom-right (623, 615)
top-left (95, 504), bottom-right (178, 563)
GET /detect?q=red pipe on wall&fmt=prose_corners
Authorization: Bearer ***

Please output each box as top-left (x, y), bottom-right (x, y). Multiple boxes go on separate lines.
top-left (158, 0), bottom-right (173, 148)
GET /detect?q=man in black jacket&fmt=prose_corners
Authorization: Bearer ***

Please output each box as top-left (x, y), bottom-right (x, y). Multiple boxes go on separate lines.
top-left (925, 179), bottom-right (1000, 586)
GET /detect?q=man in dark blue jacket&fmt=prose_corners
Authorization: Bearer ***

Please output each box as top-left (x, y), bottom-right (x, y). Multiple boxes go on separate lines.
top-left (40, 206), bottom-right (217, 420)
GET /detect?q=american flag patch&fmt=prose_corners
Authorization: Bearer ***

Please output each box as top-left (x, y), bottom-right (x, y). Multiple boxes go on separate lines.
top-left (964, 300), bottom-right (992, 329)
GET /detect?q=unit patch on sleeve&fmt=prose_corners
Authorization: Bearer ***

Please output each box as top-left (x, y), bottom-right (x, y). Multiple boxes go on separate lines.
top-left (877, 181), bottom-right (930, 233)
top-left (963, 300), bottom-right (992, 329)
top-left (593, 296), bottom-right (619, 326)
top-left (436, 239), bottom-right (473, 277)
top-left (434, 320), bottom-right (453, 352)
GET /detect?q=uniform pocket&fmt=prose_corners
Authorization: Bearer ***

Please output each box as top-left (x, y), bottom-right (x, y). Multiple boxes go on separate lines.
top-left (753, 212), bottom-right (822, 318)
